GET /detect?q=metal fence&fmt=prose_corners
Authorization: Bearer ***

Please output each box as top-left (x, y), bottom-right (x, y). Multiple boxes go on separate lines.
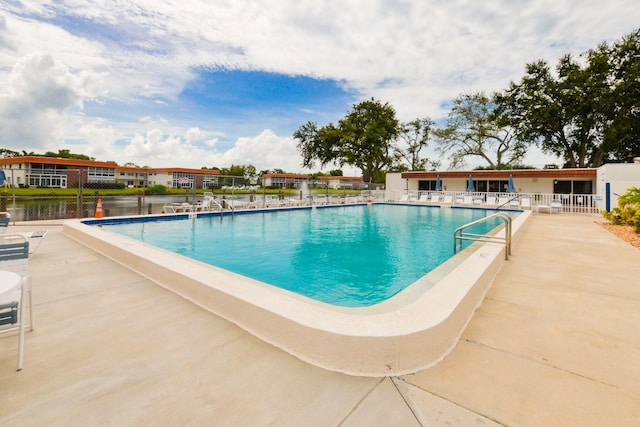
top-left (386, 190), bottom-right (601, 214)
top-left (0, 167), bottom-right (384, 222)
top-left (1, 165), bottom-right (602, 222)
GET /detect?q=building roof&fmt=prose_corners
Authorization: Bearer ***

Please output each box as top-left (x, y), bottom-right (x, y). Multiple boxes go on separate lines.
top-left (150, 167), bottom-right (220, 175)
top-left (317, 176), bottom-right (363, 181)
top-left (0, 156), bottom-right (220, 175)
top-left (263, 173), bottom-right (310, 179)
top-left (401, 168), bottom-right (598, 179)
top-left (0, 155), bottom-right (118, 168)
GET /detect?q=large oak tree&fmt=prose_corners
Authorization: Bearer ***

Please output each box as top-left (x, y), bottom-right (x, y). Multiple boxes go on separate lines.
top-left (499, 29), bottom-right (640, 167)
top-left (434, 92), bottom-right (528, 169)
top-left (294, 98), bottom-right (399, 183)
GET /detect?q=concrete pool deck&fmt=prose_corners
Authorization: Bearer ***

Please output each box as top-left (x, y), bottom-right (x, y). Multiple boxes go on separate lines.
top-left (1, 213), bottom-right (639, 425)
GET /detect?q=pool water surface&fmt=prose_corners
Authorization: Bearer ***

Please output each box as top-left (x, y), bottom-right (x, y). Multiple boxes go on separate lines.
top-left (100, 205), bottom-right (504, 307)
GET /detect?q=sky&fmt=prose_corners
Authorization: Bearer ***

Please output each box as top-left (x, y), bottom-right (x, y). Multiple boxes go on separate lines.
top-left (1, 1), bottom-right (638, 175)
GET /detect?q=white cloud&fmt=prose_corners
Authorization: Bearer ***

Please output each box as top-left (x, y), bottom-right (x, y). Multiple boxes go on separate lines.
top-left (110, 128), bottom-right (307, 172)
top-left (0, 52), bottom-right (105, 150)
top-left (0, 1), bottom-right (637, 171)
top-left (216, 130), bottom-right (306, 172)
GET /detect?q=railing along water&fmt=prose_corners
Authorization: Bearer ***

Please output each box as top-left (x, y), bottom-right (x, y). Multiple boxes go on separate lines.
top-left (453, 212), bottom-right (513, 260)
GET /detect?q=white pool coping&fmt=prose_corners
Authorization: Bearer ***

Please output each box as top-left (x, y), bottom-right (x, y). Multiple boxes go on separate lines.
top-left (63, 208), bottom-right (531, 376)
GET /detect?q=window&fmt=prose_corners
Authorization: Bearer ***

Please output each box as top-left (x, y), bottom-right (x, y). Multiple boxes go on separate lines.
top-left (572, 180), bottom-right (593, 194)
top-left (87, 167), bottom-right (116, 183)
top-left (553, 180), bottom-right (572, 194)
top-left (418, 180), bottom-right (440, 191)
top-left (173, 172), bottom-right (194, 188)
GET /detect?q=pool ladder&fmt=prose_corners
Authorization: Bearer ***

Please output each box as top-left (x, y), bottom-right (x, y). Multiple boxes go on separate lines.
top-left (454, 212), bottom-right (513, 260)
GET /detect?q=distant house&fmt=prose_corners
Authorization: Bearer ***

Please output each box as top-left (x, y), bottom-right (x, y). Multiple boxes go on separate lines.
top-left (317, 176), bottom-right (365, 190)
top-left (262, 173), bottom-right (309, 189)
top-left (0, 156), bottom-right (220, 189)
top-left (0, 156), bottom-right (119, 188)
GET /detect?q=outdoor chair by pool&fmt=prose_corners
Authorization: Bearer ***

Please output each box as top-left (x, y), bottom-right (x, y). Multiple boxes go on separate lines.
top-left (520, 196), bottom-right (532, 210)
top-left (314, 194), bottom-right (328, 205)
top-left (0, 294), bottom-right (25, 371)
top-left (22, 231), bottom-right (48, 254)
top-left (535, 199), bottom-right (563, 214)
top-left (0, 234), bottom-right (33, 333)
top-left (484, 196), bottom-right (497, 207)
top-left (550, 200), bottom-right (563, 213)
top-left (0, 212), bottom-right (48, 254)
top-left (0, 211), bottom-right (10, 234)
top-left (497, 196), bottom-right (510, 207)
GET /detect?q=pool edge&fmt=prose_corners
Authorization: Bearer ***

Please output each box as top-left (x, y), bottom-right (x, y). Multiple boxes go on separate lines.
top-left (63, 210), bottom-right (531, 376)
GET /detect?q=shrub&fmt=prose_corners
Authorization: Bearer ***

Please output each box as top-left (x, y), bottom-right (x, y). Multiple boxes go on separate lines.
top-left (145, 184), bottom-right (169, 195)
top-left (602, 186), bottom-right (640, 233)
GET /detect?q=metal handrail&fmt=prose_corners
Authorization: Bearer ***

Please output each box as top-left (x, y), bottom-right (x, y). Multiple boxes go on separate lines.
top-left (454, 212), bottom-right (513, 260)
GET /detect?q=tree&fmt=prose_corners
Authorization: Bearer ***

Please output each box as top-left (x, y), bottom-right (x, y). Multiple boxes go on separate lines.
top-left (0, 148), bottom-right (23, 158)
top-left (219, 164), bottom-right (256, 177)
top-left (435, 92), bottom-right (528, 169)
top-left (392, 117), bottom-right (438, 171)
top-left (500, 29), bottom-right (640, 167)
top-left (602, 29), bottom-right (640, 163)
top-left (294, 98), bottom-right (399, 183)
top-left (43, 149), bottom-right (94, 160)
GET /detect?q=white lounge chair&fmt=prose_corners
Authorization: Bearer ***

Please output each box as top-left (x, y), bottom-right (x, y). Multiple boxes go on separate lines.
top-left (484, 196), bottom-right (497, 207)
top-left (265, 195), bottom-right (285, 208)
top-left (550, 200), bottom-right (563, 213)
top-left (418, 193), bottom-right (430, 203)
top-left (0, 212), bottom-right (48, 254)
top-left (314, 194), bottom-right (329, 205)
top-left (443, 194), bottom-right (453, 204)
top-left (21, 231), bottom-right (48, 254)
top-left (520, 196), bottom-right (532, 210)
top-left (163, 202), bottom-right (193, 213)
top-left (535, 199), bottom-right (563, 214)
top-left (497, 196), bottom-right (510, 207)
top-left (462, 195), bottom-right (473, 205)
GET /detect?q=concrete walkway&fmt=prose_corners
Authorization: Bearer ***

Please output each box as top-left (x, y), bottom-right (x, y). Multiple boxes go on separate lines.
top-left (1, 213), bottom-right (639, 426)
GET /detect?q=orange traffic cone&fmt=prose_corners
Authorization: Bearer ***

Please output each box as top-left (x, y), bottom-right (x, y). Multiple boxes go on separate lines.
top-left (95, 198), bottom-right (104, 218)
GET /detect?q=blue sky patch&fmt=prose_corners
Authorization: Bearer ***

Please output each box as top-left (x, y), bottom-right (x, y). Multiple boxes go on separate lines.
top-left (178, 69), bottom-right (358, 133)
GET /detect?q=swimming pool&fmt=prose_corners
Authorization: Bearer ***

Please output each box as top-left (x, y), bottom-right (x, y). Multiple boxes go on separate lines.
top-left (64, 205), bottom-right (529, 376)
top-left (97, 205), bottom-right (504, 307)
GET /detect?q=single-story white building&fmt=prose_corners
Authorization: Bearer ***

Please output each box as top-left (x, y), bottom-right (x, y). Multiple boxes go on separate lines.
top-left (386, 159), bottom-right (640, 213)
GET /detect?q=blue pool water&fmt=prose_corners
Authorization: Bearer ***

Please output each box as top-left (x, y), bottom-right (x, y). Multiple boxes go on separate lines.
top-left (98, 205), bottom-right (505, 307)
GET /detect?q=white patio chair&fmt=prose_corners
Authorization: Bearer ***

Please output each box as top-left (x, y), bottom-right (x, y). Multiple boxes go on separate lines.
top-left (0, 211), bottom-right (9, 234)
top-left (0, 271), bottom-right (26, 370)
top-left (0, 234), bottom-right (33, 333)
